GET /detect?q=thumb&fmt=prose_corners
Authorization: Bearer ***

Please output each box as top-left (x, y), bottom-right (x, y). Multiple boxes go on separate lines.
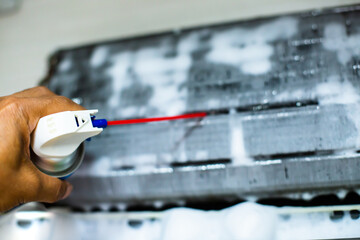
top-left (35, 173), bottom-right (73, 203)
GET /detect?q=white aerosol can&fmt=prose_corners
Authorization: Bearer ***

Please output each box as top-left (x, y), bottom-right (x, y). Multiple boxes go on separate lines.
top-left (30, 110), bottom-right (104, 179)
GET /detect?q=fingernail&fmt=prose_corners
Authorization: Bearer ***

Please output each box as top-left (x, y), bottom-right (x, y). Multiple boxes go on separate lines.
top-left (61, 182), bottom-right (73, 200)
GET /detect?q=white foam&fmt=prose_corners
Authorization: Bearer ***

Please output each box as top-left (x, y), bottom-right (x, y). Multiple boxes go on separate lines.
top-left (5, 202), bottom-right (360, 240)
top-left (90, 47), bottom-right (109, 67)
top-left (135, 50), bottom-right (191, 76)
top-left (161, 202), bottom-right (277, 240)
top-left (82, 217), bottom-right (161, 240)
top-left (323, 23), bottom-right (360, 65)
top-left (241, 59), bottom-right (272, 75)
top-left (133, 48), bottom-right (191, 116)
top-left (106, 42), bottom-right (192, 117)
top-left (315, 75), bottom-right (360, 105)
top-left (106, 52), bottom-right (133, 109)
top-left (105, 18), bottom-right (299, 117)
top-left (206, 17), bottom-right (298, 75)
top-left (223, 202), bottom-right (277, 239)
top-left (207, 44), bottom-right (273, 75)
top-left (274, 75), bottom-right (360, 105)
top-left (276, 208), bottom-right (360, 239)
top-left (177, 32), bottom-right (202, 54)
top-left (58, 58), bottom-right (72, 72)
top-left (230, 119), bottom-right (252, 165)
top-left (345, 104), bottom-right (360, 147)
top-left (161, 208), bottom-right (222, 240)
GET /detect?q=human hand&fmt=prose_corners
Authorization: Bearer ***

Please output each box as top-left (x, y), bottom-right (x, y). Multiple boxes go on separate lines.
top-left (0, 87), bottom-right (85, 212)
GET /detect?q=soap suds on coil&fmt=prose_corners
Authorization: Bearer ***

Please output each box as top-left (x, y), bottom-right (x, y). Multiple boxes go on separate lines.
top-left (90, 47), bottom-right (109, 67)
top-left (206, 17), bottom-right (299, 75)
top-left (323, 23), bottom-right (360, 65)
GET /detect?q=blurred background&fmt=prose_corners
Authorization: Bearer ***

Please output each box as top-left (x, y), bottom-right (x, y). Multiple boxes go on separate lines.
top-left (1, 0), bottom-right (359, 96)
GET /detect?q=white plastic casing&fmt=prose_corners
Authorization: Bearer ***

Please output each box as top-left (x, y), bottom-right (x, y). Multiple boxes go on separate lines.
top-left (31, 110), bottom-right (103, 161)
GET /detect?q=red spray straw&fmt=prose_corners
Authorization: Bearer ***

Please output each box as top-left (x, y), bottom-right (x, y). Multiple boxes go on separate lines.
top-left (107, 112), bottom-right (207, 126)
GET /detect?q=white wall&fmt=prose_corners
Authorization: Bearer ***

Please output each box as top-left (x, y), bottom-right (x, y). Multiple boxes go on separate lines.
top-left (1, 0), bottom-right (359, 96)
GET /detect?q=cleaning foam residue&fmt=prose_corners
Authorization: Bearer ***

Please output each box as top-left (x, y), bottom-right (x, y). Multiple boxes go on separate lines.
top-left (345, 104), bottom-right (360, 147)
top-left (5, 202), bottom-right (360, 240)
top-left (230, 117), bottom-right (253, 165)
top-left (274, 75), bottom-right (360, 106)
top-left (58, 57), bottom-right (72, 72)
top-left (161, 202), bottom-right (277, 240)
top-left (105, 36), bottom-right (196, 118)
top-left (106, 51), bottom-right (133, 111)
top-left (206, 17), bottom-right (299, 75)
top-left (90, 46), bottom-right (110, 67)
top-left (315, 75), bottom-right (360, 105)
top-left (323, 23), bottom-right (360, 65)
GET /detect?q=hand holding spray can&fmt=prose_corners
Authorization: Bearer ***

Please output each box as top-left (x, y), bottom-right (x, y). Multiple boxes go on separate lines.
top-left (30, 109), bottom-right (106, 179)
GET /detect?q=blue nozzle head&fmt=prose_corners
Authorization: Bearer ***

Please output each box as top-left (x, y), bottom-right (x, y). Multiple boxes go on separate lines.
top-left (91, 118), bottom-right (108, 128)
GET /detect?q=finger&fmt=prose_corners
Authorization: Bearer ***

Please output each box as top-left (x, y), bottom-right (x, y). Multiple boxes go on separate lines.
top-left (32, 172), bottom-right (73, 203)
top-left (12, 86), bottom-right (55, 98)
top-left (4, 163), bottom-right (72, 209)
top-left (29, 95), bottom-right (85, 117)
top-left (23, 95), bottom-right (86, 132)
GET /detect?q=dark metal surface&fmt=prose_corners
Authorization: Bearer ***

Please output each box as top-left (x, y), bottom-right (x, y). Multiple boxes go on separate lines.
top-left (65, 154), bottom-right (360, 208)
top-left (42, 5), bottom-right (360, 207)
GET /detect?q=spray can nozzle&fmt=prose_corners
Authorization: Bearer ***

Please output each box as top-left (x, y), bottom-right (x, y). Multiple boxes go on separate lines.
top-left (91, 117), bottom-right (108, 128)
